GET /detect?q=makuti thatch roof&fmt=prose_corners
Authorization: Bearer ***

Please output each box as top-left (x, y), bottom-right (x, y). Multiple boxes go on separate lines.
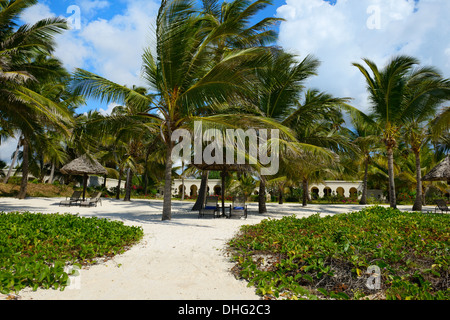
top-left (60, 154), bottom-right (107, 176)
top-left (422, 155), bottom-right (450, 182)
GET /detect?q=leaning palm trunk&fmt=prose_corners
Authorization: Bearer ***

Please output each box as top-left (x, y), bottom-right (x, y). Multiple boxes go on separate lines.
top-left (17, 138), bottom-right (29, 199)
top-left (192, 170), bottom-right (209, 211)
top-left (3, 136), bottom-right (21, 184)
top-left (386, 146), bottom-right (397, 209)
top-left (412, 150), bottom-right (423, 211)
top-left (47, 162), bottom-right (55, 184)
top-left (359, 157), bottom-right (369, 205)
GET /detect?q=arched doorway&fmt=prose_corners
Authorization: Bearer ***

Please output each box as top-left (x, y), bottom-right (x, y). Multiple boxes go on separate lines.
top-left (336, 187), bottom-right (345, 197)
top-left (190, 185), bottom-right (198, 197)
top-left (323, 187), bottom-right (332, 197)
top-left (311, 187), bottom-right (319, 199)
top-left (214, 185), bottom-right (221, 196)
top-left (350, 187), bottom-right (358, 198)
top-left (178, 185), bottom-right (185, 197)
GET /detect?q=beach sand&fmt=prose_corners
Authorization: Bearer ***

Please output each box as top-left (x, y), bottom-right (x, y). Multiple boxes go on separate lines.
top-left (0, 197), bottom-right (424, 300)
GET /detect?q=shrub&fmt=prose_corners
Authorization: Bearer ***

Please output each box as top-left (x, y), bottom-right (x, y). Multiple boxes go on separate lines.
top-left (228, 206), bottom-right (449, 300)
top-left (0, 212), bottom-right (144, 294)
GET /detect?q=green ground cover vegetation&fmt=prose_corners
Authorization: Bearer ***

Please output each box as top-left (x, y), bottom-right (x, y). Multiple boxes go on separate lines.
top-left (0, 212), bottom-right (143, 294)
top-left (228, 206), bottom-right (449, 300)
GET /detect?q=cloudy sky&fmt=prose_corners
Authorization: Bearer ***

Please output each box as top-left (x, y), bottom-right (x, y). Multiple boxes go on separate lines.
top-left (1, 0), bottom-right (449, 163)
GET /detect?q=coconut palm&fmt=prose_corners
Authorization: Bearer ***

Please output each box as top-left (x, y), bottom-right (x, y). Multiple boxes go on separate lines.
top-left (353, 55), bottom-right (450, 208)
top-left (348, 112), bottom-right (381, 204)
top-left (72, 0), bottom-right (287, 220)
top-left (249, 48), bottom-right (353, 210)
top-left (0, 0), bottom-right (70, 130)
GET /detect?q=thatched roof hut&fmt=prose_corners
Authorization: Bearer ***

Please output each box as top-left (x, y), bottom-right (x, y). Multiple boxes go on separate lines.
top-left (60, 154), bottom-right (107, 200)
top-left (60, 154), bottom-right (107, 176)
top-left (422, 155), bottom-right (450, 184)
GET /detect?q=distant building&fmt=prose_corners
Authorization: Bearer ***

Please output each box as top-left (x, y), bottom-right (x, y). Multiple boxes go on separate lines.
top-left (165, 179), bottom-right (383, 200)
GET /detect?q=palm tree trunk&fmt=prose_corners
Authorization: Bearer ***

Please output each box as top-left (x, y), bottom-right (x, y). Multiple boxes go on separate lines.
top-left (258, 178), bottom-right (267, 214)
top-left (47, 162), bottom-right (55, 184)
top-left (192, 170), bottom-right (208, 211)
top-left (302, 178), bottom-right (308, 207)
top-left (278, 185), bottom-right (284, 204)
top-left (162, 143), bottom-right (173, 221)
top-left (412, 150), bottom-right (423, 211)
top-left (359, 156), bottom-right (369, 205)
top-left (17, 138), bottom-right (29, 199)
top-left (387, 146), bottom-right (397, 209)
top-left (124, 168), bottom-right (132, 201)
top-left (3, 136), bottom-right (21, 184)
top-left (116, 169), bottom-right (122, 200)
top-left (180, 161), bottom-right (185, 201)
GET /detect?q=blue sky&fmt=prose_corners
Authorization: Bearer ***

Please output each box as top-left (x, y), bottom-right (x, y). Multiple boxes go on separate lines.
top-left (1, 0), bottom-right (449, 163)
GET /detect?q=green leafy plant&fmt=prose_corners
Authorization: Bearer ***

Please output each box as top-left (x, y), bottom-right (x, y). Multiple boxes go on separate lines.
top-left (0, 212), bottom-right (144, 294)
top-left (228, 206), bottom-right (449, 300)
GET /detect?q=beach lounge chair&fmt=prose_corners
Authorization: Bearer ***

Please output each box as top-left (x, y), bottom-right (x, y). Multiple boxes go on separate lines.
top-left (59, 191), bottom-right (82, 207)
top-left (434, 199), bottom-right (449, 214)
top-left (199, 196), bottom-right (219, 218)
top-left (228, 194), bottom-right (247, 219)
top-left (80, 192), bottom-right (102, 207)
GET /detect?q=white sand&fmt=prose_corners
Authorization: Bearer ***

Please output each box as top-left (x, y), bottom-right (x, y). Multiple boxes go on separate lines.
top-left (0, 197), bottom-right (425, 300)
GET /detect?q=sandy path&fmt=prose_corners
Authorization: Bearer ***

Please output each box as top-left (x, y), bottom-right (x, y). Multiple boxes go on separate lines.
top-left (0, 197), bottom-right (422, 300)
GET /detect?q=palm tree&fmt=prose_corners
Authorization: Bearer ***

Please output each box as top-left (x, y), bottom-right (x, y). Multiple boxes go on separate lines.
top-left (189, 0), bottom-right (283, 212)
top-left (353, 55), bottom-right (450, 208)
top-left (72, 0), bottom-right (282, 220)
top-left (0, 1), bottom-right (72, 198)
top-left (348, 113), bottom-right (380, 204)
top-left (249, 49), bottom-right (353, 210)
top-left (0, 0), bottom-right (70, 127)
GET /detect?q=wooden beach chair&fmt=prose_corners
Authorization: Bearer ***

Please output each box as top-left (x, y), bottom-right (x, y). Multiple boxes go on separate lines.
top-left (80, 192), bottom-right (102, 207)
top-left (59, 191), bottom-right (82, 207)
top-left (228, 194), bottom-right (247, 219)
top-left (434, 199), bottom-right (450, 214)
top-left (199, 196), bottom-right (219, 218)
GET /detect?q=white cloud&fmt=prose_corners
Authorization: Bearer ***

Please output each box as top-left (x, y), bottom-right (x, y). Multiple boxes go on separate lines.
top-left (20, 0), bottom-right (159, 87)
top-left (77, 0), bottom-right (110, 17)
top-left (19, 2), bottom-right (55, 25)
top-left (99, 102), bottom-right (120, 116)
top-left (276, 0), bottom-right (450, 114)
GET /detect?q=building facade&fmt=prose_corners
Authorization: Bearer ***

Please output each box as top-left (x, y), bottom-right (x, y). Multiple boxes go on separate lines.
top-left (167, 179), bottom-right (379, 200)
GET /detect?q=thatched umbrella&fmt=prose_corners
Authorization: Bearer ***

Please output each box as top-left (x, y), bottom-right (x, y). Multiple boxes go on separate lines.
top-left (422, 155), bottom-right (450, 185)
top-left (60, 154), bottom-right (107, 201)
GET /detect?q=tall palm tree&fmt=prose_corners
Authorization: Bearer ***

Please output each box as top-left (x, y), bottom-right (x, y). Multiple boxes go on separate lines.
top-left (0, 1), bottom-right (72, 198)
top-left (249, 48), bottom-right (355, 210)
top-left (0, 0), bottom-right (70, 128)
top-left (189, 0), bottom-right (283, 212)
top-left (348, 112), bottom-right (380, 204)
top-left (72, 0), bottom-right (282, 220)
top-left (353, 55), bottom-right (450, 208)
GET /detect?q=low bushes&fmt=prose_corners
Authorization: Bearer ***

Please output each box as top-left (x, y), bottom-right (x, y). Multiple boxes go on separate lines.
top-left (0, 212), bottom-right (144, 294)
top-left (228, 206), bottom-right (449, 300)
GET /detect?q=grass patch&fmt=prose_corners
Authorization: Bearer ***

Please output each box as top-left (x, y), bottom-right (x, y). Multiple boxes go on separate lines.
top-left (0, 212), bottom-right (144, 294)
top-left (0, 183), bottom-right (75, 198)
top-left (227, 206), bottom-right (449, 300)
